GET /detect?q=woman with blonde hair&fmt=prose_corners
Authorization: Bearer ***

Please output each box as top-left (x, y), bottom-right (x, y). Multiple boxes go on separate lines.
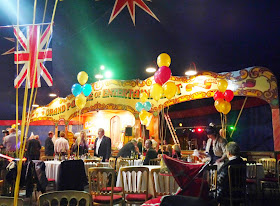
top-left (72, 130), bottom-right (89, 155)
top-left (172, 144), bottom-right (182, 159)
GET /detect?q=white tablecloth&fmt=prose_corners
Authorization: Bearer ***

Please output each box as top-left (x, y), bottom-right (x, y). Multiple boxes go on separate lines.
top-left (45, 160), bottom-right (109, 183)
top-left (127, 159), bottom-right (143, 166)
top-left (116, 165), bottom-right (164, 197)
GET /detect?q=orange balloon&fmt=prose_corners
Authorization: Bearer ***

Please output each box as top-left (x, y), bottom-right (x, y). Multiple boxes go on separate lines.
top-left (214, 98), bottom-right (224, 113)
top-left (221, 101), bottom-right (231, 114)
top-left (217, 79), bottom-right (228, 93)
top-left (163, 82), bottom-right (177, 99)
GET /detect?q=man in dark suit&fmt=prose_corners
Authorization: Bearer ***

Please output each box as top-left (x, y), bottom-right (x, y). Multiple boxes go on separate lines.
top-left (143, 139), bottom-right (157, 165)
top-left (117, 139), bottom-right (139, 158)
top-left (216, 142), bottom-right (246, 204)
top-left (94, 128), bottom-right (111, 162)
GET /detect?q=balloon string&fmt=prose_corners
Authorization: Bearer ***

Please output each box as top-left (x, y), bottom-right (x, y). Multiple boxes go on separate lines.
top-left (230, 97), bottom-right (248, 138)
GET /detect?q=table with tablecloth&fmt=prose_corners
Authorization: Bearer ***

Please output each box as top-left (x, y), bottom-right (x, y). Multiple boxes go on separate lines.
top-left (116, 165), bottom-right (178, 197)
top-left (126, 159), bottom-right (143, 166)
top-left (44, 160), bottom-right (109, 184)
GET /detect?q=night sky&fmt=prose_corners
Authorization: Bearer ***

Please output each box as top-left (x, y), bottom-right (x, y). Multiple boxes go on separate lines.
top-left (0, 0), bottom-right (279, 120)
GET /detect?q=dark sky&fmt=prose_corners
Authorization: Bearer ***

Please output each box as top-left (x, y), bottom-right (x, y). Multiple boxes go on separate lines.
top-left (0, 0), bottom-right (279, 119)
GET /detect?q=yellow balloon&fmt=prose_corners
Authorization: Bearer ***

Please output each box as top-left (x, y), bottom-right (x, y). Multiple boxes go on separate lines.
top-left (140, 92), bottom-right (148, 102)
top-left (163, 82), bottom-right (177, 99)
top-left (221, 101), bottom-right (231, 114)
top-left (217, 79), bottom-right (228, 93)
top-left (150, 83), bottom-right (163, 101)
top-left (214, 98), bottom-right (224, 113)
top-left (157, 53), bottom-right (171, 67)
top-left (141, 117), bottom-right (148, 125)
top-left (77, 71), bottom-right (88, 85)
top-left (139, 110), bottom-right (148, 121)
top-left (75, 94), bottom-right (87, 109)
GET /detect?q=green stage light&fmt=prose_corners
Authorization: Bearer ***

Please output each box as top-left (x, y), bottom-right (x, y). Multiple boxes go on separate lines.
top-left (229, 126), bottom-right (235, 130)
top-left (105, 71), bottom-right (113, 79)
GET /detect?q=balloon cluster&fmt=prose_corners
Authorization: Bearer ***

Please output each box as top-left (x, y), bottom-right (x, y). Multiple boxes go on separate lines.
top-left (150, 53), bottom-right (177, 101)
top-left (71, 71), bottom-right (92, 110)
top-left (213, 79), bottom-right (234, 114)
top-left (136, 92), bottom-right (153, 125)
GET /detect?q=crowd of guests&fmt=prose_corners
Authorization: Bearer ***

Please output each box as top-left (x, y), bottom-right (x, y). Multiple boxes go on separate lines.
top-left (117, 136), bottom-right (183, 166)
top-left (0, 127), bottom-right (92, 160)
top-left (0, 123), bottom-right (249, 205)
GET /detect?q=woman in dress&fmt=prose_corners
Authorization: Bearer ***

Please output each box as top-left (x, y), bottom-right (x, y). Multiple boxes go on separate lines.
top-left (72, 130), bottom-right (89, 156)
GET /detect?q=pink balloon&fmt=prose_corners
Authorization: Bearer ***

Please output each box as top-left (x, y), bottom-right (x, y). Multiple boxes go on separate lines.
top-left (154, 66), bottom-right (171, 85)
top-left (154, 70), bottom-right (161, 85)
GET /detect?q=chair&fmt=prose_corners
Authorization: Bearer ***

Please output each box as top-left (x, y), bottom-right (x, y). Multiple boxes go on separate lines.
top-left (241, 157), bottom-right (248, 161)
top-left (246, 161), bottom-right (258, 196)
top-left (41, 156), bottom-right (54, 161)
top-left (40, 157), bottom-right (56, 190)
top-left (151, 168), bottom-right (178, 197)
top-left (88, 167), bottom-right (123, 206)
top-left (204, 164), bottom-right (217, 199)
top-left (259, 158), bottom-right (280, 201)
top-left (149, 158), bottom-right (161, 165)
top-left (258, 158), bottom-right (277, 177)
top-left (84, 158), bottom-right (102, 163)
top-left (97, 163), bottom-right (109, 167)
top-left (122, 158), bottom-right (135, 165)
top-left (57, 160), bottom-right (88, 191)
top-left (38, 190), bottom-right (91, 206)
top-left (120, 166), bottom-right (153, 205)
top-left (109, 157), bottom-right (116, 169)
top-left (258, 158), bottom-right (278, 193)
top-left (0, 180), bottom-right (3, 195)
top-left (0, 196), bottom-right (24, 206)
top-left (116, 159), bottom-right (129, 173)
top-left (228, 165), bottom-right (247, 206)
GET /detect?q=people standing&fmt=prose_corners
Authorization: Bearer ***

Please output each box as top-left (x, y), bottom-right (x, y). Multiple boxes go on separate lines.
top-left (117, 139), bottom-right (139, 158)
top-left (137, 137), bottom-right (143, 154)
top-left (72, 130), bottom-right (89, 155)
top-left (45, 131), bottom-right (54, 156)
top-left (3, 128), bottom-right (19, 152)
top-left (172, 144), bottom-right (182, 159)
top-left (143, 140), bottom-right (157, 165)
top-left (94, 128), bottom-right (111, 162)
top-left (54, 131), bottom-right (69, 156)
top-left (26, 135), bottom-right (42, 160)
top-left (205, 123), bottom-right (227, 165)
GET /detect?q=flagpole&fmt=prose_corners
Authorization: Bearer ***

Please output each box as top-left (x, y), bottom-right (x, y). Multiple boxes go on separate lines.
top-left (0, 22), bottom-right (53, 28)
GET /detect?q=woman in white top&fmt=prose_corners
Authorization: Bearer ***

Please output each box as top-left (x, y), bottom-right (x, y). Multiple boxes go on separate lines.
top-left (205, 124), bottom-right (227, 165)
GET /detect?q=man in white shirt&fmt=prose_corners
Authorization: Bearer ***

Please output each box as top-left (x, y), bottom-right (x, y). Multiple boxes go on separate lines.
top-left (54, 131), bottom-right (69, 156)
top-left (3, 128), bottom-right (19, 152)
top-left (94, 128), bottom-right (111, 162)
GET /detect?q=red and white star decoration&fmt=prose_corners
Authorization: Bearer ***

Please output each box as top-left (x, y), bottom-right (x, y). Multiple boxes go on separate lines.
top-left (1, 37), bottom-right (15, 55)
top-left (109, 0), bottom-right (159, 25)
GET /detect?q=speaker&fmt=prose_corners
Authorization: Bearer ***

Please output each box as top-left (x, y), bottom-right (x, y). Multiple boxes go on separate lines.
top-left (125, 127), bottom-right (132, 136)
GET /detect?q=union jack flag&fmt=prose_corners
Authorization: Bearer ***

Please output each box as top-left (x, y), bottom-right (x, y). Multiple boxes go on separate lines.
top-left (14, 24), bottom-right (53, 88)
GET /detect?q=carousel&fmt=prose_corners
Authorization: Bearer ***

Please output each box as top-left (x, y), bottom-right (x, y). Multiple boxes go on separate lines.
top-left (30, 65), bottom-right (280, 151)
